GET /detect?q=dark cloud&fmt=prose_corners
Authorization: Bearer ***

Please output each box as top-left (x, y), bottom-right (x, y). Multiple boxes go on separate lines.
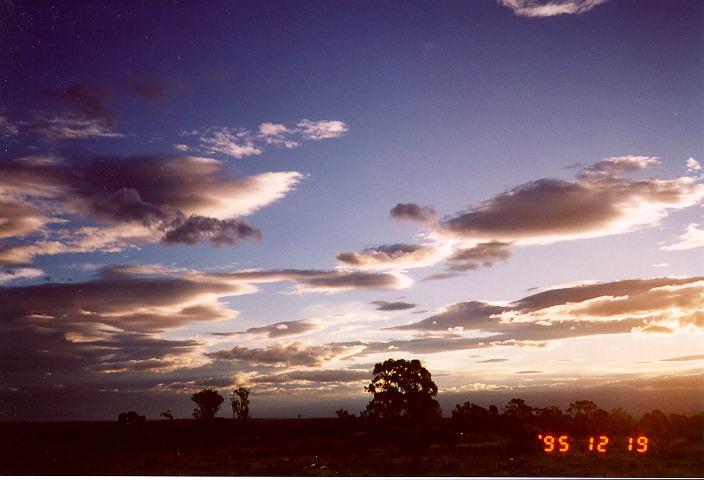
top-left (245, 319), bottom-right (320, 338)
top-left (516, 370), bottom-right (543, 374)
top-left (206, 342), bottom-right (353, 367)
top-left (439, 171), bottom-right (703, 243)
top-left (0, 271), bottom-right (242, 334)
top-left (129, 78), bottom-right (183, 101)
top-left (162, 215), bottom-right (261, 245)
top-left (477, 358), bottom-right (510, 363)
top-left (0, 156), bottom-right (302, 262)
top-left (371, 300), bottom-right (417, 311)
top-left (389, 203), bottom-right (437, 223)
top-left (40, 82), bottom-right (114, 123)
top-left (446, 241), bottom-right (512, 271)
top-left (422, 272), bottom-right (463, 281)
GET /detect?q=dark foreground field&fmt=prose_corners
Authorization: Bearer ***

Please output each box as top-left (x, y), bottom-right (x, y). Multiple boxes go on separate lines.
top-left (1, 418), bottom-right (702, 476)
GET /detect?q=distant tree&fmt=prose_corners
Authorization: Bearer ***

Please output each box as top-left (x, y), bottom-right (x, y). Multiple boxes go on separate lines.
top-left (118, 411), bottom-right (146, 424)
top-left (567, 399), bottom-right (599, 433)
top-left (609, 407), bottom-right (634, 434)
top-left (230, 387), bottom-right (251, 421)
top-left (452, 401), bottom-right (490, 433)
top-left (567, 399), bottom-right (599, 418)
top-left (191, 389), bottom-right (224, 420)
top-left (336, 408), bottom-right (355, 420)
top-left (160, 409), bottom-right (174, 420)
top-left (488, 404), bottom-right (499, 418)
top-left (536, 405), bottom-right (565, 430)
top-left (362, 358), bottom-right (441, 425)
top-left (638, 409), bottom-right (671, 437)
top-left (504, 398), bottom-right (533, 420)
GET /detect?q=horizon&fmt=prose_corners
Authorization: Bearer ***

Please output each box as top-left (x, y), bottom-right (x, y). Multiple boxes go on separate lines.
top-left (1, 0), bottom-right (703, 422)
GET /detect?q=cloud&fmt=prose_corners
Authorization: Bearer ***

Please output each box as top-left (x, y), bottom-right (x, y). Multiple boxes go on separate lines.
top-left (206, 342), bottom-right (354, 367)
top-left (129, 77), bottom-right (183, 101)
top-left (577, 155), bottom-right (659, 178)
top-left (343, 156), bottom-right (701, 277)
top-left (0, 110), bottom-right (19, 138)
top-left (389, 203), bottom-right (437, 223)
top-left (0, 156), bottom-right (302, 263)
top-left (197, 127), bottom-right (262, 158)
top-left (162, 215), bottom-right (261, 245)
top-left (660, 354), bottom-right (704, 362)
top-left (687, 157), bottom-right (702, 174)
top-left (369, 276), bottom-right (704, 355)
top-left (438, 157), bottom-right (704, 245)
top-left (198, 268), bottom-right (413, 293)
top-left (296, 119), bottom-right (348, 140)
top-left (30, 113), bottom-right (126, 139)
top-left (258, 122), bottom-right (300, 148)
top-left (0, 195), bottom-right (48, 239)
top-left (336, 243), bottom-right (444, 270)
top-left (0, 267), bottom-right (45, 284)
top-left (445, 241), bottom-right (512, 271)
top-left (181, 118), bottom-right (347, 158)
top-left (245, 319), bottom-right (321, 338)
top-left (371, 300), bottom-right (417, 311)
top-left (40, 83), bottom-right (113, 122)
top-left (0, 268), bottom-right (248, 335)
top-left (662, 224), bottom-right (704, 251)
top-left (498, 0), bottom-right (609, 17)
top-left (248, 369), bottom-right (369, 384)
top-left (27, 82), bottom-right (125, 139)
top-left (477, 358), bottom-right (510, 363)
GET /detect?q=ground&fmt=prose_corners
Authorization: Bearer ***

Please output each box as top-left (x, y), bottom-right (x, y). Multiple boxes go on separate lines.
top-left (1, 418), bottom-right (701, 476)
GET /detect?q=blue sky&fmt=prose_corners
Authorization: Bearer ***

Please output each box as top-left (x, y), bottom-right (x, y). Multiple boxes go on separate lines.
top-left (0, 0), bottom-right (703, 420)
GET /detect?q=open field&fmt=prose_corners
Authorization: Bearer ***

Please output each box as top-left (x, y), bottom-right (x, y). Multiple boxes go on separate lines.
top-left (1, 418), bottom-right (701, 476)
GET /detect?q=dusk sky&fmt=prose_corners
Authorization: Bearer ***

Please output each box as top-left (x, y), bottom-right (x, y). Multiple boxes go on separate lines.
top-left (1, 0), bottom-right (703, 421)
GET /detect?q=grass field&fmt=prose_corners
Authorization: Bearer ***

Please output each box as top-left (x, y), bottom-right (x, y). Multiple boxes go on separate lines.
top-left (1, 418), bottom-right (701, 476)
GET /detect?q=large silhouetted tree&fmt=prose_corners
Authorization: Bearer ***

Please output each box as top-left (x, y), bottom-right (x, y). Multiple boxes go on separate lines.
top-left (191, 389), bottom-right (224, 420)
top-left (362, 358), bottom-right (441, 425)
top-left (230, 387), bottom-right (251, 421)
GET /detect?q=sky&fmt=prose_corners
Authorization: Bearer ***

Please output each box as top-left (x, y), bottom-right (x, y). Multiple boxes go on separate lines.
top-left (0, 0), bottom-right (703, 421)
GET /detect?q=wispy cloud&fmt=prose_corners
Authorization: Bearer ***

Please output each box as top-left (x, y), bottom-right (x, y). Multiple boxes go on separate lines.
top-left (498, 0), bottom-right (609, 18)
top-left (662, 224), bottom-right (704, 251)
top-left (181, 119), bottom-right (347, 158)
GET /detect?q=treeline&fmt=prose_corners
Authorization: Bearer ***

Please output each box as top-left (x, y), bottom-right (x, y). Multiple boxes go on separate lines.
top-left (447, 398), bottom-right (703, 440)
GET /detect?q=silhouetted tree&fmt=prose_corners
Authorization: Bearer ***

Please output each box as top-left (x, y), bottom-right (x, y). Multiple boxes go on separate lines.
top-left (608, 407), bottom-right (633, 434)
top-left (535, 405), bottom-right (565, 430)
top-left (118, 411), bottom-right (146, 424)
top-left (362, 358), bottom-right (441, 426)
top-left (191, 389), bottom-right (224, 420)
top-left (452, 401), bottom-right (490, 433)
top-left (336, 408), bottom-right (355, 420)
top-left (504, 398), bottom-right (533, 420)
top-left (638, 409), bottom-right (671, 438)
top-left (160, 409), bottom-right (174, 420)
top-left (567, 399), bottom-right (599, 434)
top-left (230, 387), bottom-right (251, 420)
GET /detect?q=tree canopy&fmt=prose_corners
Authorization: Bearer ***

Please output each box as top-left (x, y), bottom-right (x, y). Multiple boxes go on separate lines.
top-left (191, 389), bottom-right (224, 420)
top-left (363, 358), bottom-right (441, 424)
